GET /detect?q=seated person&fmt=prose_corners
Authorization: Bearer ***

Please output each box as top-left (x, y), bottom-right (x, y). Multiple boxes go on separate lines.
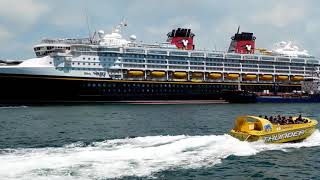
top-left (288, 116), bottom-right (294, 124)
top-left (296, 115), bottom-right (303, 124)
top-left (276, 115), bottom-right (282, 124)
top-left (277, 115), bottom-right (281, 121)
top-left (296, 114), bottom-right (302, 121)
top-left (281, 116), bottom-right (287, 125)
top-left (269, 116), bottom-right (274, 123)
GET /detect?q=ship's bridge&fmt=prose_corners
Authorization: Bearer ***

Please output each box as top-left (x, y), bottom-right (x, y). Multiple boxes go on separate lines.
top-left (33, 43), bottom-right (71, 58)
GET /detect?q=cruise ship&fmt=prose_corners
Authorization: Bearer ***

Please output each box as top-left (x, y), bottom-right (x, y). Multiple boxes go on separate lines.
top-left (0, 22), bottom-right (319, 104)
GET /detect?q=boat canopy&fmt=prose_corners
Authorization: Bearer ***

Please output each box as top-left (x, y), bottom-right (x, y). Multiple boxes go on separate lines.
top-left (233, 116), bottom-right (273, 132)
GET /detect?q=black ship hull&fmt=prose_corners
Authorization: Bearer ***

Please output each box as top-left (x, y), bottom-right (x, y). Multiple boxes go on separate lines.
top-left (0, 74), bottom-right (302, 105)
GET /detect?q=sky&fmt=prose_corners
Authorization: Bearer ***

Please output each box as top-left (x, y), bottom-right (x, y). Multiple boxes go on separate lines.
top-left (0, 0), bottom-right (319, 60)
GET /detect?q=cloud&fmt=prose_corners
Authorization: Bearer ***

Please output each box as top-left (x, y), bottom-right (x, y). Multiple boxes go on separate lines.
top-left (0, 0), bottom-right (49, 54)
top-left (0, 0), bottom-right (320, 59)
top-left (0, 26), bottom-right (14, 45)
top-left (0, 0), bottom-right (49, 27)
top-left (50, 13), bottom-right (85, 27)
top-left (250, 2), bottom-right (308, 27)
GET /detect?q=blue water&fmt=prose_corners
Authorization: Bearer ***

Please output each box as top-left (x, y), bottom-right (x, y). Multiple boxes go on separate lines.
top-left (1, 104), bottom-right (320, 179)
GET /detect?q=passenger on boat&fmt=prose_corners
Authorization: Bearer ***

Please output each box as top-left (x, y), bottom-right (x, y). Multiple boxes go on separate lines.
top-left (288, 116), bottom-right (294, 124)
top-left (274, 115), bottom-right (281, 124)
top-left (262, 114), bottom-right (308, 125)
top-left (277, 115), bottom-right (282, 122)
top-left (281, 116), bottom-right (287, 125)
top-left (269, 116), bottom-right (274, 123)
top-left (296, 115), bottom-right (304, 124)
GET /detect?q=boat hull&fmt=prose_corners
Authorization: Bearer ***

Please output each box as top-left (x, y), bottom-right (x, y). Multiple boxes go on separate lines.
top-left (230, 126), bottom-right (316, 143)
top-left (0, 74), bottom-right (257, 105)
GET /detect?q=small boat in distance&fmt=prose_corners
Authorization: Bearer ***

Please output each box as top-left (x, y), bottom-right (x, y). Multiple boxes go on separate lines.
top-left (229, 115), bottom-right (317, 143)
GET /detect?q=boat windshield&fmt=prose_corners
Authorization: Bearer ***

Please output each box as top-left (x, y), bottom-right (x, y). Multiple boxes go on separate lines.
top-left (234, 116), bottom-right (267, 132)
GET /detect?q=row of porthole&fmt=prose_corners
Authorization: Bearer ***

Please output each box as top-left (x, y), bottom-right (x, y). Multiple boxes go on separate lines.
top-left (94, 88), bottom-right (222, 94)
top-left (85, 83), bottom-right (299, 93)
top-left (89, 87), bottom-right (298, 94)
top-left (85, 83), bottom-right (239, 89)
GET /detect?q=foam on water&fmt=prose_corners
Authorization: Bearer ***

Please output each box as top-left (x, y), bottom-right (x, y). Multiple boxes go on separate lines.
top-left (0, 106), bottom-right (28, 109)
top-left (1, 130), bottom-right (320, 179)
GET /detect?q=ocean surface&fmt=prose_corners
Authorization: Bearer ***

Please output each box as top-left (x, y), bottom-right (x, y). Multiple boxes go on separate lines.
top-left (1, 103), bottom-right (320, 180)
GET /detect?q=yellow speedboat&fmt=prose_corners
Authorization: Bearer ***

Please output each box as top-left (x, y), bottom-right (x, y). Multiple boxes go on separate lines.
top-left (229, 116), bottom-right (318, 143)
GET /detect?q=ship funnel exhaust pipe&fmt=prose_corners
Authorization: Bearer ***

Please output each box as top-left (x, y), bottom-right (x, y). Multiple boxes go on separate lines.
top-left (228, 27), bottom-right (256, 54)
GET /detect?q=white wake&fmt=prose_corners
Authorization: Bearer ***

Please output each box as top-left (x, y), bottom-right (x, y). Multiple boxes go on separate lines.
top-left (0, 106), bottom-right (28, 109)
top-left (1, 130), bottom-right (320, 180)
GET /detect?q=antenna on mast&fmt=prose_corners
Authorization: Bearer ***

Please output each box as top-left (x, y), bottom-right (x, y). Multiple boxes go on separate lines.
top-left (85, 7), bottom-right (93, 44)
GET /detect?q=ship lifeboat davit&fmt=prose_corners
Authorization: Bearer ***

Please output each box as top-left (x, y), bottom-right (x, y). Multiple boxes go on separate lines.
top-left (128, 71), bottom-right (144, 77)
top-left (243, 74), bottom-right (257, 81)
top-left (292, 76), bottom-right (304, 82)
top-left (226, 73), bottom-right (240, 80)
top-left (229, 116), bottom-right (318, 143)
top-left (277, 75), bottom-right (289, 81)
top-left (173, 72), bottom-right (187, 79)
top-left (208, 73), bottom-right (222, 79)
top-left (260, 75), bottom-right (273, 81)
top-left (151, 71), bottom-right (166, 78)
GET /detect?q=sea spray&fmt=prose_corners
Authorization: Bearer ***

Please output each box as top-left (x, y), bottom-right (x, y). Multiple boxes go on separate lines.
top-left (0, 130), bottom-right (320, 179)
